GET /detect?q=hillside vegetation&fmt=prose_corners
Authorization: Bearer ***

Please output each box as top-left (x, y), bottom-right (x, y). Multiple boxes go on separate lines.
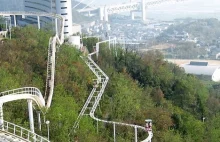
top-left (162, 18), bottom-right (220, 43)
top-left (1, 27), bottom-right (220, 142)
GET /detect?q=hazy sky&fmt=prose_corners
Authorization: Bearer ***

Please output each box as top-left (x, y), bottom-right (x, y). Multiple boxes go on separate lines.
top-left (91, 0), bottom-right (219, 11)
top-left (0, 0), bottom-right (219, 12)
top-left (1, 0), bottom-right (220, 20)
top-left (90, 0), bottom-right (220, 19)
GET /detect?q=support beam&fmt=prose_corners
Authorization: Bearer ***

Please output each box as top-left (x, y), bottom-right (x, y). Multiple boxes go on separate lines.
top-left (113, 122), bottom-right (116, 142)
top-left (28, 100), bottom-right (34, 133)
top-left (131, 11), bottom-right (135, 20)
top-left (96, 120), bottom-right (98, 133)
top-left (88, 11), bottom-right (91, 17)
top-left (104, 7), bottom-right (108, 22)
top-left (96, 43), bottom-right (99, 58)
top-left (114, 37), bottom-right (116, 48)
top-left (108, 36), bottom-right (111, 49)
top-left (5, 21), bottom-right (7, 31)
top-left (37, 16), bottom-right (40, 30)
top-left (0, 103), bottom-right (4, 130)
top-left (13, 15), bottom-right (16, 27)
top-left (55, 18), bottom-right (58, 36)
top-left (142, 0), bottom-right (146, 22)
top-left (135, 126), bottom-right (138, 142)
top-left (37, 111), bottom-right (41, 131)
top-left (99, 7), bottom-right (104, 21)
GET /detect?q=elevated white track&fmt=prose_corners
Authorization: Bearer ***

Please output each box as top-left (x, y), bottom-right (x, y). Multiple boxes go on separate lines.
top-left (71, 38), bottom-right (153, 142)
top-left (0, 11), bottom-right (153, 141)
top-left (0, 11), bottom-right (65, 141)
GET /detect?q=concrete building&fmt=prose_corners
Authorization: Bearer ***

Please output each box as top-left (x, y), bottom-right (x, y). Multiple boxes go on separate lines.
top-left (68, 35), bottom-right (81, 49)
top-left (72, 23), bottom-right (82, 34)
top-left (24, 0), bottom-right (73, 37)
top-left (180, 61), bottom-right (220, 82)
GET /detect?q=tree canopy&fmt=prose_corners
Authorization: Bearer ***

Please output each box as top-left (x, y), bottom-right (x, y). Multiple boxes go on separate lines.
top-left (1, 26), bottom-right (220, 141)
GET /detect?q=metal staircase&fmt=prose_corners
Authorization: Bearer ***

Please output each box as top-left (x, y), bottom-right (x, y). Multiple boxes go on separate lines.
top-left (71, 42), bottom-right (153, 141)
top-left (44, 37), bottom-right (56, 108)
top-left (71, 55), bottom-right (106, 130)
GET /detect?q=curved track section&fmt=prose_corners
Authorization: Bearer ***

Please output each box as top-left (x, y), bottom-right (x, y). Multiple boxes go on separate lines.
top-left (0, 11), bottom-right (65, 141)
top-left (0, 11), bottom-right (64, 107)
top-left (0, 87), bottom-right (45, 107)
top-left (141, 131), bottom-right (153, 142)
top-left (72, 39), bottom-right (153, 141)
top-left (0, 88), bottom-right (47, 141)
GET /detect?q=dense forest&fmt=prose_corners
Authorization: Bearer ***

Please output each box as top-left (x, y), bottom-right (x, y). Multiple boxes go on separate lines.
top-left (1, 26), bottom-right (220, 142)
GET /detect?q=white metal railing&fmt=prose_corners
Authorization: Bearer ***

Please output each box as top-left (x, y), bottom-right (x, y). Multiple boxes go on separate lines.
top-left (3, 120), bottom-right (49, 142)
top-left (0, 11), bottom-right (64, 108)
top-left (71, 39), bottom-right (153, 141)
top-left (71, 88), bottom-right (97, 130)
top-left (82, 54), bottom-right (147, 142)
top-left (0, 11), bottom-right (65, 141)
top-left (0, 87), bottom-right (45, 106)
top-left (44, 36), bottom-right (56, 108)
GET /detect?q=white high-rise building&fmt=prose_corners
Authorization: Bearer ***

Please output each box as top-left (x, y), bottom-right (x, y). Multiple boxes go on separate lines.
top-left (24, 0), bottom-right (73, 37)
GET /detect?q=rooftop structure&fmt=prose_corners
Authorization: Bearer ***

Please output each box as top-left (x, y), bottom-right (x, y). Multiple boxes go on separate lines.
top-left (189, 61), bottom-right (208, 66)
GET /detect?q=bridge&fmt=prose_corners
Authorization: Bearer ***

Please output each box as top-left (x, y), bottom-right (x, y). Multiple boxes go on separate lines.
top-left (77, 0), bottom-right (186, 21)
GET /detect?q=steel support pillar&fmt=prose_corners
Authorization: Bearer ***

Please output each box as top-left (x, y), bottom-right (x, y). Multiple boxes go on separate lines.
top-left (96, 120), bottom-right (98, 133)
top-left (142, 0), bottom-right (146, 22)
top-left (99, 7), bottom-right (104, 21)
top-left (108, 36), bottom-right (111, 49)
top-left (131, 11), bottom-right (135, 20)
top-left (55, 18), bottom-right (58, 36)
top-left (114, 37), bottom-right (116, 48)
top-left (113, 123), bottom-right (116, 142)
top-left (28, 100), bottom-right (34, 133)
top-left (0, 103), bottom-right (4, 130)
top-left (104, 7), bottom-right (108, 22)
top-left (135, 126), bottom-right (138, 142)
top-left (5, 21), bottom-right (7, 31)
top-left (37, 111), bottom-right (41, 131)
top-left (13, 15), bottom-right (16, 27)
top-left (37, 16), bottom-right (40, 30)
top-left (96, 43), bottom-right (99, 58)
